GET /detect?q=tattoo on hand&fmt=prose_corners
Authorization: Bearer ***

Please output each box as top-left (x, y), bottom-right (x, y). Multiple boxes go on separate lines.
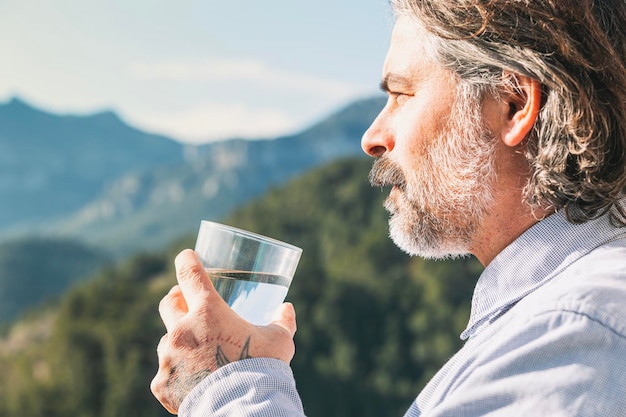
top-left (215, 336), bottom-right (252, 368)
top-left (166, 366), bottom-right (212, 410)
top-left (164, 336), bottom-right (253, 410)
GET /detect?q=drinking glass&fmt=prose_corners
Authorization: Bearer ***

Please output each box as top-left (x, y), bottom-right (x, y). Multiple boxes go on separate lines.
top-left (194, 220), bottom-right (302, 325)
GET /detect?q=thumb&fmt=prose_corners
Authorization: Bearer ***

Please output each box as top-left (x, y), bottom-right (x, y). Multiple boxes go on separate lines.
top-left (270, 302), bottom-right (297, 338)
top-left (174, 249), bottom-right (220, 311)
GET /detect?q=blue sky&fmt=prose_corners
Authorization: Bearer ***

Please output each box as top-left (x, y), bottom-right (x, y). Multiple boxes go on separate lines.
top-left (0, 0), bottom-right (393, 143)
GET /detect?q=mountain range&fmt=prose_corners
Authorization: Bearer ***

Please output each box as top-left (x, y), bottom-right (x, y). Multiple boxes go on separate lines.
top-left (0, 98), bottom-right (186, 231)
top-left (0, 96), bottom-right (385, 257)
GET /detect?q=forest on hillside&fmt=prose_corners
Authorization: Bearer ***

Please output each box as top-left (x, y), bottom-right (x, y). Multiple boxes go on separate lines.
top-left (0, 158), bottom-right (482, 417)
top-left (0, 238), bottom-right (111, 323)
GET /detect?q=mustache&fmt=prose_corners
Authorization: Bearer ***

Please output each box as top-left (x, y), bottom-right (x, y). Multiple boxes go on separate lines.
top-left (368, 157), bottom-right (406, 190)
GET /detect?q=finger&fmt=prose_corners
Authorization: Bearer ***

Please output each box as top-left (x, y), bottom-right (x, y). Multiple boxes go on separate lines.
top-left (159, 286), bottom-right (187, 333)
top-left (174, 249), bottom-right (216, 310)
top-left (150, 369), bottom-right (178, 415)
top-left (151, 336), bottom-right (178, 414)
top-left (269, 302), bottom-right (297, 338)
top-left (155, 334), bottom-right (178, 375)
top-left (156, 333), bottom-right (168, 364)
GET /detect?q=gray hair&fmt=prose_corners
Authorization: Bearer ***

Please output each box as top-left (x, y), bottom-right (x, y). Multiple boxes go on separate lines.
top-left (391, 0), bottom-right (626, 224)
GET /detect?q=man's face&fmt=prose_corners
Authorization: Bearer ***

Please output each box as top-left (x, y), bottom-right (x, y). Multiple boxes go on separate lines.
top-left (362, 16), bottom-right (498, 259)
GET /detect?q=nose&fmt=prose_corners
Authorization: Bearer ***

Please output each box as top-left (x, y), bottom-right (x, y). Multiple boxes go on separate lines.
top-left (361, 108), bottom-right (395, 157)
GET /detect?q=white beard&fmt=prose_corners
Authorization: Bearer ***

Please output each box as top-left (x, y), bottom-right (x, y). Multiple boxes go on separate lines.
top-left (368, 95), bottom-right (498, 260)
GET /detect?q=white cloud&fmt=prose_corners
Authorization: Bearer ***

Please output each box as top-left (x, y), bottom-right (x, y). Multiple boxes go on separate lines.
top-left (124, 101), bottom-right (299, 144)
top-left (128, 57), bottom-right (363, 99)
top-left (0, 0), bottom-right (388, 146)
top-left (122, 57), bottom-right (375, 142)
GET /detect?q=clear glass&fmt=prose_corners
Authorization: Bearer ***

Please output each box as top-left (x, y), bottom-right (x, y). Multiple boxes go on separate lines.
top-left (194, 220), bottom-right (302, 325)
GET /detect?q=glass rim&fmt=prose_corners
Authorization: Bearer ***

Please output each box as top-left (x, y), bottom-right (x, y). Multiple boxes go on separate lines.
top-left (199, 220), bottom-right (302, 253)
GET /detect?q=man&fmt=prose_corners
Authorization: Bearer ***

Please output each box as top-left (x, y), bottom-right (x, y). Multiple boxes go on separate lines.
top-left (151, 0), bottom-right (626, 415)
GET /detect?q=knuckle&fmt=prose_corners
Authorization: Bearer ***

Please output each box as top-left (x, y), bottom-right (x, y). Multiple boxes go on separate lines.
top-left (176, 261), bottom-right (205, 280)
top-left (150, 375), bottom-right (160, 394)
top-left (158, 297), bottom-right (174, 315)
top-left (156, 334), bottom-right (168, 355)
top-left (168, 326), bottom-right (199, 349)
top-left (150, 372), bottom-right (167, 396)
top-left (266, 327), bottom-right (296, 362)
top-left (158, 287), bottom-right (177, 311)
top-left (158, 296), bottom-right (170, 313)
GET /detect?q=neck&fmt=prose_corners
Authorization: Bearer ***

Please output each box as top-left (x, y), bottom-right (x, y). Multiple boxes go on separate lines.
top-left (470, 145), bottom-right (553, 266)
top-left (470, 198), bottom-right (547, 266)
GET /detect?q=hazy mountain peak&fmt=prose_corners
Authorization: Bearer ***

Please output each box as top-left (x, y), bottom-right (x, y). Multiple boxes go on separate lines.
top-left (0, 95), bottom-right (385, 256)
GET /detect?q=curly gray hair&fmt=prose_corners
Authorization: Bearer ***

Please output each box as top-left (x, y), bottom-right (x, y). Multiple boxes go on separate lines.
top-left (391, 0), bottom-right (626, 224)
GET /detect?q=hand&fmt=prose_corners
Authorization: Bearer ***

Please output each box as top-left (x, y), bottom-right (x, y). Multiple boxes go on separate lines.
top-left (150, 249), bottom-right (297, 414)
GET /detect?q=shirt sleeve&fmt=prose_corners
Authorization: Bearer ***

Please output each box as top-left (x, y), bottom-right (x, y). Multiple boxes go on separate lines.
top-left (178, 358), bottom-right (306, 417)
top-left (427, 307), bottom-right (626, 417)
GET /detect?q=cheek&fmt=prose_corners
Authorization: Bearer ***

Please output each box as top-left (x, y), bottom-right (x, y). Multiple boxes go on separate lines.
top-left (395, 99), bottom-right (452, 156)
top-left (393, 108), bottom-right (425, 160)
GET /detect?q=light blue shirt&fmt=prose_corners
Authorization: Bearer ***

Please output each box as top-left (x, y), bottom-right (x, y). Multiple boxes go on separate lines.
top-left (180, 205), bottom-right (626, 416)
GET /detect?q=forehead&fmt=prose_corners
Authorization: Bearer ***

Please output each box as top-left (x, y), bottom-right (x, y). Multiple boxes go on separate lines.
top-left (383, 16), bottom-right (439, 81)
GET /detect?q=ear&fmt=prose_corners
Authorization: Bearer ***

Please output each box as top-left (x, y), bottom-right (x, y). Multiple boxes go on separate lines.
top-left (500, 74), bottom-right (542, 147)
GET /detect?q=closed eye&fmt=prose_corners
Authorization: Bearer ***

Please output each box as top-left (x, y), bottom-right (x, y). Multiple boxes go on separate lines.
top-left (380, 75), bottom-right (414, 104)
top-left (388, 91), bottom-right (412, 105)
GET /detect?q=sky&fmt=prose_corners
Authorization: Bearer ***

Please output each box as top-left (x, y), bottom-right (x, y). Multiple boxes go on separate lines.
top-left (0, 0), bottom-right (394, 144)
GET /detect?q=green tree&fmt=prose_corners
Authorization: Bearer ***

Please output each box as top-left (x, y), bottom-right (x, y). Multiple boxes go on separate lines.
top-left (0, 157), bottom-right (481, 417)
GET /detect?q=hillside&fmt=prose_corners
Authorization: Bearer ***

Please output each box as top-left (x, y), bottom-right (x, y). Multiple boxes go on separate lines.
top-left (0, 238), bottom-right (111, 323)
top-left (0, 96), bottom-right (386, 257)
top-left (45, 97), bottom-right (386, 257)
top-left (0, 95), bottom-right (385, 325)
top-left (0, 157), bottom-right (481, 417)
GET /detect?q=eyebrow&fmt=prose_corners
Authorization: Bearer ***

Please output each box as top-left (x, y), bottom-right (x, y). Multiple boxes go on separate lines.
top-left (379, 73), bottom-right (414, 93)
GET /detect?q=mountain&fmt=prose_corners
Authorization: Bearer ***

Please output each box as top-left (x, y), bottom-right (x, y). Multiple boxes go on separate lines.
top-left (0, 157), bottom-right (481, 417)
top-left (0, 98), bottom-right (187, 231)
top-left (0, 95), bottom-right (385, 324)
top-left (36, 96), bottom-right (387, 257)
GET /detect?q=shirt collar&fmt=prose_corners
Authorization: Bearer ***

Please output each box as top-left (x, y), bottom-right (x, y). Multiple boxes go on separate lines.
top-left (461, 204), bottom-right (626, 340)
